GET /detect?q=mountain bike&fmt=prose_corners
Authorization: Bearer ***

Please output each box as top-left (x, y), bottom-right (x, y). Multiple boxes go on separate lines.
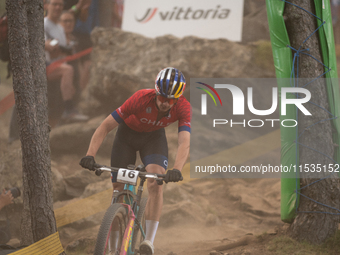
top-left (89, 163), bottom-right (179, 255)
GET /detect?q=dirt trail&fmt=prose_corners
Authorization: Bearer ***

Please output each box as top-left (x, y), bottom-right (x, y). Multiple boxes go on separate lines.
top-left (154, 177), bottom-right (281, 255)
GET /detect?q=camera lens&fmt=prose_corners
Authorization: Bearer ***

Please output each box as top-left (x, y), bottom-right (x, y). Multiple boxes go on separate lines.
top-left (9, 187), bottom-right (20, 199)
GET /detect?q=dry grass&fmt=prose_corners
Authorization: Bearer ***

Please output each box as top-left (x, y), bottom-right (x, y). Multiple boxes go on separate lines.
top-left (266, 230), bottom-right (340, 255)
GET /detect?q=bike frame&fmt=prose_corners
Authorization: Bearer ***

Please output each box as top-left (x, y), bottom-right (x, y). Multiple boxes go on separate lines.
top-left (93, 164), bottom-right (166, 255)
top-left (120, 204), bottom-right (135, 255)
top-left (112, 183), bottom-right (146, 255)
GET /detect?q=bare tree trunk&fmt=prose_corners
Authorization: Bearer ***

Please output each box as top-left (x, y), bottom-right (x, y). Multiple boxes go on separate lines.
top-left (6, 0), bottom-right (57, 244)
top-left (284, 0), bottom-right (340, 243)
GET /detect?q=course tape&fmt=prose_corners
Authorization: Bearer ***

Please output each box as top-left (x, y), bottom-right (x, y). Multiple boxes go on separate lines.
top-left (0, 47), bottom-right (92, 117)
top-left (46, 47), bottom-right (92, 76)
top-left (9, 232), bottom-right (64, 255)
top-left (55, 188), bottom-right (112, 228)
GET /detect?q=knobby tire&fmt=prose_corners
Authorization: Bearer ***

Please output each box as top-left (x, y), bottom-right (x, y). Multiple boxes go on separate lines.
top-left (94, 203), bottom-right (127, 255)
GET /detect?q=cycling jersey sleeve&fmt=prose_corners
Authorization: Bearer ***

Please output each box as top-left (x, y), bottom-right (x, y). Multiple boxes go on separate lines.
top-left (111, 90), bottom-right (147, 123)
top-left (177, 99), bottom-right (191, 133)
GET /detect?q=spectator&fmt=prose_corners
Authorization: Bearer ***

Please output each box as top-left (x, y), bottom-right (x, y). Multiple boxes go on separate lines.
top-left (71, 0), bottom-right (97, 91)
top-left (0, 190), bottom-right (13, 212)
top-left (332, 0), bottom-right (340, 26)
top-left (60, 10), bottom-right (91, 90)
top-left (64, 0), bottom-right (92, 22)
top-left (63, 0), bottom-right (94, 90)
top-left (8, 0), bottom-right (88, 143)
top-left (331, 0), bottom-right (340, 44)
top-left (59, 11), bottom-right (80, 92)
top-left (60, 11), bottom-right (77, 46)
top-left (112, 0), bottom-right (124, 28)
top-left (45, 0), bottom-right (89, 123)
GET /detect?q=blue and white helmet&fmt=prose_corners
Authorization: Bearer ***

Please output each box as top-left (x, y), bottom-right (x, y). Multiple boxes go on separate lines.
top-left (155, 67), bottom-right (186, 99)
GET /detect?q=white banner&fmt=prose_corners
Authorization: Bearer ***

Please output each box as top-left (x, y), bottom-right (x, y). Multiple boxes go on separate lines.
top-left (122, 0), bottom-right (244, 41)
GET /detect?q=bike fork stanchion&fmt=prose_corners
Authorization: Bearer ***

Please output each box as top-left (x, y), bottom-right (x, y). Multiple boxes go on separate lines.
top-left (135, 179), bottom-right (145, 209)
top-left (138, 222), bottom-right (146, 240)
top-left (111, 190), bottom-right (120, 204)
top-left (120, 204), bottom-right (136, 255)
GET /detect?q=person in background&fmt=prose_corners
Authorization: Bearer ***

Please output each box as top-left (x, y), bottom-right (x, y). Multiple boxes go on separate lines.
top-left (60, 10), bottom-right (91, 91)
top-left (331, 0), bottom-right (340, 44)
top-left (8, 0), bottom-right (89, 144)
top-left (45, 0), bottom-right (89, 123)
top-left (0, 190), bottom-right (13, 212)
top-left (112, 0), bottom-right (124, 28)
top-left (63, 0), bottom-right (94, 90)
top-left (64, 0), bottom-right (92, 21)
top-left (59, 10), bottom-right (80, 89)
top-left (60, 11), bottom-right (77, 47)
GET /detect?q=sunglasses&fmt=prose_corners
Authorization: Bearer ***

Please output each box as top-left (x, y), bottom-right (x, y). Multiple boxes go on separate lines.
top-left (157, 95), bottom-right (178, 105)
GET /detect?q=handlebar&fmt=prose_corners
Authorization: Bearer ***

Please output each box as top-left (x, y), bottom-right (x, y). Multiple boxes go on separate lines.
top-left (92, 163), bottom-right (183, 185)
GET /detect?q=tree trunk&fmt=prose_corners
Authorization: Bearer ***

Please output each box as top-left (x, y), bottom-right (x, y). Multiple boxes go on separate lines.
top-left (6, 0), bottom-right (57, 244)
top-left (284, 0), bottom-right (340, 243)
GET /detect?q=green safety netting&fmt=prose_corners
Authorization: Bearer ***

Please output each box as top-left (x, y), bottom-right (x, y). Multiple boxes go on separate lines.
top-left (265, 0), bottom-right (340, 222)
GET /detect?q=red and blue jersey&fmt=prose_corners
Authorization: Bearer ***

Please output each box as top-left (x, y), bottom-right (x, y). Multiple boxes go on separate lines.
top-left (111, 89), bottom-right (191, 133)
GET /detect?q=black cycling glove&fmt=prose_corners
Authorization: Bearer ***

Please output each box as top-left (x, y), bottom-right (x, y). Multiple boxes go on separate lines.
top-left (79, 156), bottom-right (96, 171)
top-left (164, 169), bottom-right (182, 183)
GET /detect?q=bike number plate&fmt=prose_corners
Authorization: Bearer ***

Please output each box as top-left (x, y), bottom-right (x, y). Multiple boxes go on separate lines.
top-left (117, 169), bottom-right (139, 185)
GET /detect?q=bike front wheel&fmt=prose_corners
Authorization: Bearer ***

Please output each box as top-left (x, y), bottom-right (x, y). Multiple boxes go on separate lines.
top-left (94, 203), bottom-right (128, 255)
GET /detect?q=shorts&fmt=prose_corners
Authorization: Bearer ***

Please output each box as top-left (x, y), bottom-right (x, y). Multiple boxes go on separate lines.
top-left (111, 122), bottom-right (168, 182)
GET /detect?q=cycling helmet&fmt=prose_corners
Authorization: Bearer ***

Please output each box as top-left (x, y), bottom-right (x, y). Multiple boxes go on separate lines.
top-left (155, 67), bottom-right (186, 99)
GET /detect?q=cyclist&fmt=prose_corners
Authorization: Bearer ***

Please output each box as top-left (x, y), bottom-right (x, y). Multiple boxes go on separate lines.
top-left (80, 67), bottom-right (191, 255)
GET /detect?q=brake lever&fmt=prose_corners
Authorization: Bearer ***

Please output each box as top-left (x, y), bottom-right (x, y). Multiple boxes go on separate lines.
top-left (95, 169), bottom-right (103, 176)
top-left (136, 164), bottom-right (146, 172)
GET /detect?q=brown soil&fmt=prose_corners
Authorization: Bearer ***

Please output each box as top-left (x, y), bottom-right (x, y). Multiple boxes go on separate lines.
top-left (154, 179), bottom-right (282, 255)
